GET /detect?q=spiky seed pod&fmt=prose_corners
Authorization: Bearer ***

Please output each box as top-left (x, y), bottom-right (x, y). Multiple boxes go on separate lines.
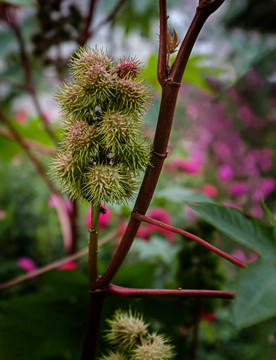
top-left (99, 352), bottom-right (126, 360)
top-left (50, 151), bottom-right (84, 199)
top-left (105, 310), bottom-right (149, 351)
top-left (69, 46), bottom-right (111, 76)
top-left (62, 120), bottom-right (98, 162)
top-left (130, 333), bottom-right (175, 360)
top-left (114, 78), bottom-right (152, 115)
top-left (83, 165), bottom-right (137, 205)
top-left (57, 66), bottom-right (116, 118)
top-left (116, 56), bottom-right (142, 78)
top-left (75, 64), bottom-right (117, 107)
top-left (111, 138), bottom-right (152, 172)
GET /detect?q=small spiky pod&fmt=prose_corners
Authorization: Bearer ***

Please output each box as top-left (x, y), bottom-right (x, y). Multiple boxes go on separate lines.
top-left (116, 56), bottom-right (142, 78)
top-left (114, 78), bottom-right (151, 115)
top-left (99, 352), bottom-right (126, 360)
top-left (131, 333), bottom-right (175, 360)
top-left (69, 46), bottom-right (111, 76)
top-left (83, 165), bottom-right (137, 205)
top-left (50, 46), bottom-right (151, 205)
top-left (62, 120), bottom-right (98, 163)
top-left (50, 151), bottom-right (84, 199)
top-left (105, 309), bottom-right (149, 351)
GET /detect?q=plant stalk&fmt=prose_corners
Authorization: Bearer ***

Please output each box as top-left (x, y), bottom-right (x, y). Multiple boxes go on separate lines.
top-left (88, 203), bottom-right (101, 290)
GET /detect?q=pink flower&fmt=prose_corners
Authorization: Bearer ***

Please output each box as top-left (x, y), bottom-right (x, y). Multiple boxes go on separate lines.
top-left (201, 311), bottom-right (217, 323)
top-left (17, 257), bottom-right (37, 273)
top-left (201, 184), bottom-right (218, 198)
top-left (15, 109), bottom-right (28, 124)
top-left (168, 157), bottom-right (201, 174)
top-left (253, 177), bottom-right (276, 201)
top-left (0, 210), bottom-right (6, 220)
top-left (85, 204), bottom-right (112, 230)
top-left (217, 164), bottom-right (233, 181)
top-left (230, 182), bottom-right (249, 197)
top-left (147, 208), bottom-right (175, 244)
top-left (58, 261), bottom-right (77, 271)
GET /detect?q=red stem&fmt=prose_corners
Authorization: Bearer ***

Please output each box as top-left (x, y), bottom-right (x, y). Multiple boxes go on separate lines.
top-left (132, 212), bottom-right (246, 269)
top-left (101, 284), bottom-right (235, 299)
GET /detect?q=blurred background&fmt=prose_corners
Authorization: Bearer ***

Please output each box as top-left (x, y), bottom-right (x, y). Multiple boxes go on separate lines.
top-left (0, 0), bottom-right (276, 359)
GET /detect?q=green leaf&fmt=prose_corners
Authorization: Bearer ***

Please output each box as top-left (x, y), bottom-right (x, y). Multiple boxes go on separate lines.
top-left (189, 203), bottom-right (275, 260)
top-left (1, 0), bottom-right (36, 8)
top-left (155, 186), bottom-right (213, 204)
top-left (233, 259), bottom-right (276, 328)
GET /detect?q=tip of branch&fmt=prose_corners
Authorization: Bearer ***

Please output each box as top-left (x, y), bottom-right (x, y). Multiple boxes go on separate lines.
top-left (197, 0), bottom-right (225, 15)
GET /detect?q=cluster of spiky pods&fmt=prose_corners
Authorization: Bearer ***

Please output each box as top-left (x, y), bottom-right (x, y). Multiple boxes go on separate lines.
top-left (51, 47), bottom-right (152, 206)
top-left (99, 310), bottom-right (175, 360)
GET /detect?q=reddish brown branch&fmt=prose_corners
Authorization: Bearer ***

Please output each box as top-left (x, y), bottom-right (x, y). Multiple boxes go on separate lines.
top-left (132, 212), bottom-right (246, 269)
top-left (79, 0), bottom-right (98, 46)
top-left (91, 0), bottom-right (127, 37)
top-left (170, 0), bottom-right (225, 84)
top-left (101, 284), bottom-right (235, 300)
top-left (0, 109), bottom-right (57, 193)
top-left (0, 128), bottom-right (55, 154)
top-left (9, 17), bottom-right (58, 144)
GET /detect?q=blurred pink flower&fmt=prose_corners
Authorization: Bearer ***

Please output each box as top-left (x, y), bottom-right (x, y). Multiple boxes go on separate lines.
top-left (250, 203), bottom-right (263, 218)
top-left (168, 157), bottom-right (201, 174)
top-left (201, 184), bottom-right (218, 198)
top-left (58, 261), bottom-right (77, 271)
top-left (147, 208), bottom-right (175, 244)
top-left (85, 204), bottom-right (112, 230)
top-left (201, 311), bottom-right (217, 323)
top-left (15, 109), bottom-right (28, 124)
top-left (253, 177), bottom-right (276, 201)
top-left (0, 210), bottom-right (6, 220)
top-left (217, 164), bottom-right (233, 181)
top-left (230, 182), bottom-right (249, 197)
top-left (17, 257), bottom-right (37, 273)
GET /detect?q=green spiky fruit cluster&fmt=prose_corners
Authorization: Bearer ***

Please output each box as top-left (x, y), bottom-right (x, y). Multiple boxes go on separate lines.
top-left (99, 310), bottom-right (175, 360)
top-left (51, 47), bottom-right (152, 205)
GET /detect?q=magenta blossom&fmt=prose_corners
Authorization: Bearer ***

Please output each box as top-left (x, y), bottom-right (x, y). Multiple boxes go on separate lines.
top-left (168, 157), bottom-right (201, 174)
top-left (17, 257), bottom-right (37, 273)
top-left (217, 164), bottom-right (234, 181)
top-left (85, 204), bottom-right (112, 230)
top-left (230, 182), bottom-right (249, 197)
top-left (58, 261), bottom-right (77, 271)
top-left (201, 184), bottom-right (218, 198)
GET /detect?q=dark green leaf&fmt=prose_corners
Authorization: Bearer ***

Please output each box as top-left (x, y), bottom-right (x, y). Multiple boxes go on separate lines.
top-left (189, 203), bottom-right (275, 260)
top-left (234, 259), bottom-right (276, 328)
